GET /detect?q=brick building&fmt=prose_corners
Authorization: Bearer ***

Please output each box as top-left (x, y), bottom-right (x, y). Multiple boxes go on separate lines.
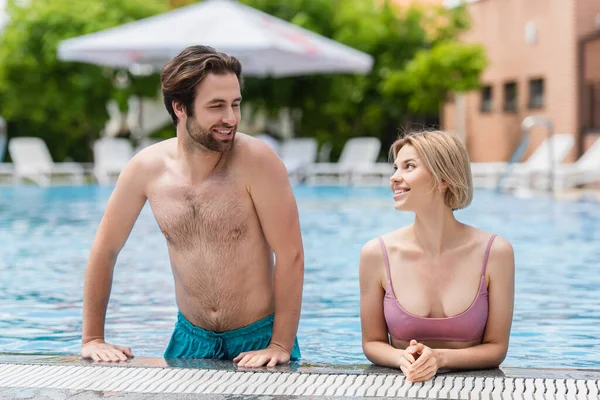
top-left (395, 0), bottom-right (600, 163)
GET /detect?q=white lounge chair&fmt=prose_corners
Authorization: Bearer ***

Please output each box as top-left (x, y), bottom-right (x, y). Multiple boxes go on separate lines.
top-left (8, 137), bottom-right (84, 186)
top-left (498, 133), bottom-right (575, 191)
top-left (351, 162), bottom-right (395, 186)
top-left (536, 137), bottom-right (600, 190)
top-left (0, 163), bottom-right (14, 184)
top-left (471, 134), bottom-right (575, 190)
top-left (93, 137), bottom-right (134, 184)
top-left (317, 142), bottom-right (332, 163)
top-left (470, 162), bottom-right (511, 189)
top-left (304, 137), bottom-right (381, 185)
top-left (279, 137), bottom-right (318, 182)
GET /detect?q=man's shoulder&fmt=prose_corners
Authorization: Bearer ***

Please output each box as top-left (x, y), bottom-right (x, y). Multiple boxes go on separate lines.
top-left (236, 132), bottom-right (275, 151)
top-left (234, 133), bottom-right (281, 164)
top-left (233, 133), bottom-right (288, 187)
top-left (128, 138), bottom-right (175, 174)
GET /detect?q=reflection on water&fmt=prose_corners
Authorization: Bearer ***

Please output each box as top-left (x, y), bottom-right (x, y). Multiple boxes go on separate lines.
top-left (0, 185), bottom-right (599, 368)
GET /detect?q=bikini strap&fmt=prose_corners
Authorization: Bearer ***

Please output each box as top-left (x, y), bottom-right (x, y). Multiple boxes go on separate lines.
top-left (377, 237), bottom-right (392, 284)
top-left (482, 234), bottom-right (498, 277)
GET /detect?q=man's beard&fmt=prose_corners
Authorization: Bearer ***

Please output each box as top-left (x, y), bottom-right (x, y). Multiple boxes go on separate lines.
top-left (185, 117), bottom-right (235, 153)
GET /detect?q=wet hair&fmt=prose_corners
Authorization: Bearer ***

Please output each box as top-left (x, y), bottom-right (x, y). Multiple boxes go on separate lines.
top-left (161, 45), bottom-right (244, 126)
top-left (390, 130), bottom-right (473, 210)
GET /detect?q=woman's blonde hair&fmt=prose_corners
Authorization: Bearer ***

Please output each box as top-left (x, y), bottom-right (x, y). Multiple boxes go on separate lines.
top-left (390, 130), bottom-right (473, 210)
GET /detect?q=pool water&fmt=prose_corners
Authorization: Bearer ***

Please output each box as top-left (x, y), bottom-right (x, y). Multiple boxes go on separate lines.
top-left (0, 185), bottom-right (599, 369)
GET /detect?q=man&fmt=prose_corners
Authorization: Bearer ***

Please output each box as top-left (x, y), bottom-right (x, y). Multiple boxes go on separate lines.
top-left (80, 45), bottom-right (304, 368)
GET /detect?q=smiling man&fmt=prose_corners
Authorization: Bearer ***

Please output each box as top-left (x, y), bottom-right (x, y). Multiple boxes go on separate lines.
top-left (80, 45), bottom-right (304, 368)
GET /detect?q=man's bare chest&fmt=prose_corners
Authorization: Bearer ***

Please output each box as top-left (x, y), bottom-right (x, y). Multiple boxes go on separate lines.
top-left (148, 182), bottom-right (252, 250)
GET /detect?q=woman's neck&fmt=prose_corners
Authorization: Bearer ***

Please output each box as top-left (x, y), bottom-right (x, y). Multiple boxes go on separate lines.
top-left (412, 203), bottom-right (463, 255)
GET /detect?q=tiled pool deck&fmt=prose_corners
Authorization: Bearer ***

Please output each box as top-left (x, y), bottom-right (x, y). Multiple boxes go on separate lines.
top-left (0, 354), bottom-right (599, 399)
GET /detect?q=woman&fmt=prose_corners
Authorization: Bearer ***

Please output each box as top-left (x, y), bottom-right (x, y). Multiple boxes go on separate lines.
top-left (359, 130), bottom-right (515, 382)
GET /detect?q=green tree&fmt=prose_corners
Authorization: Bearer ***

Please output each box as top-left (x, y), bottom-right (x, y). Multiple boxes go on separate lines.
top-left (237, 0), bottom-right (487, 159)
top-left (0, 0), bottom-right (486, 162)
top-left (0, 0), bottom-right (168, 162)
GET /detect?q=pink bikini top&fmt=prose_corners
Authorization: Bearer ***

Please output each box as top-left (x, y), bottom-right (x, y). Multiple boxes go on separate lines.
top-left (379, 234), bottom-right (497, 342)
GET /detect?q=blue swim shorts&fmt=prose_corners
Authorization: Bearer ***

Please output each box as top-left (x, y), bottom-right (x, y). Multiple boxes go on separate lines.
top-left (163, 311), bottom-right (301, 361)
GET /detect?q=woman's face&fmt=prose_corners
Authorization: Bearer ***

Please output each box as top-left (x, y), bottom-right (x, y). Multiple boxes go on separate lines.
top-left (390, 144), bottom-right (441, 212)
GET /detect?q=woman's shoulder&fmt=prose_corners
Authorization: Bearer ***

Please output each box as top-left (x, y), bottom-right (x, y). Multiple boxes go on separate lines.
top-left (382, 226), bottom-right (412, 243)
top-left (462, 225), bottom-right (513, 253)
top-left (476, 229), bottom-right (513, 256)
top-left (361, 227), bottom-right (411, 259)
top-left (360, 237), bottom-right (384, 260)
top-left (467, 227), bottom-right (515, 275)
top-left (487, 234), bottom-right (515, 269)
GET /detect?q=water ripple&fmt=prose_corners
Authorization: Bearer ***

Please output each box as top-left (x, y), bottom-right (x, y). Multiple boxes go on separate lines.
top-left (0, 185), bottom-right (599, 368)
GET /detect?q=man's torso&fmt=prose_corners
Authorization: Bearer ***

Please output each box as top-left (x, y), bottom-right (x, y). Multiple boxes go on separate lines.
top-left (142, 136), bottom-right (274, 332)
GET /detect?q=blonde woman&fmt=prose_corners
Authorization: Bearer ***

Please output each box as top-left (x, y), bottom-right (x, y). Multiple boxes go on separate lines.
top-left (359, 131), bottom-right (515, 382)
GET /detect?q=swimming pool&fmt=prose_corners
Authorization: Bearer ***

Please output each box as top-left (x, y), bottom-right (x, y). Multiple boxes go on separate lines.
top-left (0, 185), bottom-right (599, 369)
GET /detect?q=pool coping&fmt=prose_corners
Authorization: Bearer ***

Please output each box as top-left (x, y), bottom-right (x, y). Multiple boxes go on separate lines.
top-left (1, 353), bottom-right (600, 380)
top-left (1, 354), bottom-right (599, 399)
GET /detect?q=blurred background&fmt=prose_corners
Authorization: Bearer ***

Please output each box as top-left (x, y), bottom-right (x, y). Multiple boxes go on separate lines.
top-left (0, 0), bottom-right (599, 369)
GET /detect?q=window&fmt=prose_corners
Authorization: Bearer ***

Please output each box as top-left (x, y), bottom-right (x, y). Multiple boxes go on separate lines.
top-left (529, 78), bottom-right (544, 109)
top-left (584, 83), bottom-right (600, 131)
top-left (480, 85), bottom-right (493, 113)
top-left (503, 81), bottom-right (518, 112)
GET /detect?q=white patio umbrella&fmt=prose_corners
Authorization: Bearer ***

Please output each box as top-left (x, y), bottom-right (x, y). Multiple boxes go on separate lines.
top-left (0, 0), bottom-right (8, 33)
top-left (56, 0), bottom-right (374, 77)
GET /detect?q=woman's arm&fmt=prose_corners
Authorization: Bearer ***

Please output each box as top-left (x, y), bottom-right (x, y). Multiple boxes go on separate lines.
top-left (359, 239), bottom-right (416, 369)
top-left (405, 236), bottom-right (515, 381)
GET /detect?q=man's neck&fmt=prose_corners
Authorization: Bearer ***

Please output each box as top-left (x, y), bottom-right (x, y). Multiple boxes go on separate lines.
top-left (175, 130), bottom-right (226, 182)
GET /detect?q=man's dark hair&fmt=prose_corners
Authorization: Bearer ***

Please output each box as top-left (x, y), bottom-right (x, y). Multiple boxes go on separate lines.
top-left (161, 45), bottom-right (244, 126)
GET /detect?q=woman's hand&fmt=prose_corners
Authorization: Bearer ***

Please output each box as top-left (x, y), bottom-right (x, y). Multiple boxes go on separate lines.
top-left (401, 339), bottom-right (439, 382)
top-left (398, 345), bottom-right (417, 377)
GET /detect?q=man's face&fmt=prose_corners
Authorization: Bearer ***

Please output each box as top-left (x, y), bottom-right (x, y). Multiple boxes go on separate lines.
top-left (184, 72), bottom-right (242, 152)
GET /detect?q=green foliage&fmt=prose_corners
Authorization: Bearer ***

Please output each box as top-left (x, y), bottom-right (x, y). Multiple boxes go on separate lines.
top-left (0, 0), bottom-right (487, 162)
top-left (239, 0), bottom-right (487, 159)
top-left (0, 0), bottom-right (168, 161)
top-left (382, 41), bottom-right (488, 114)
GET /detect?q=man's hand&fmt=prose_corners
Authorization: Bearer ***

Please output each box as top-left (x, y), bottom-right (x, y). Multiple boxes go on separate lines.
top-left (233, 344), bottom-right (291, 368)
top-left (81, 339), bottom-right (134, 362)
top-left (401, 339), bottom-right (439, 382)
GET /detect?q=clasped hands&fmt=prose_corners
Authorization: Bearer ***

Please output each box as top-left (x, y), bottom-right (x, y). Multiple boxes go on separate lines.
top-left (399, 339), bottom-right (440, 382)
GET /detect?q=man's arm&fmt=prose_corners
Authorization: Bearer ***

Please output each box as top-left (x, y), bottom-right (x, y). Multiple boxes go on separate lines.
top-left (234, 141), bottom-right (304, 367)
top-left (81, 154), bottom-right (149, 361)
